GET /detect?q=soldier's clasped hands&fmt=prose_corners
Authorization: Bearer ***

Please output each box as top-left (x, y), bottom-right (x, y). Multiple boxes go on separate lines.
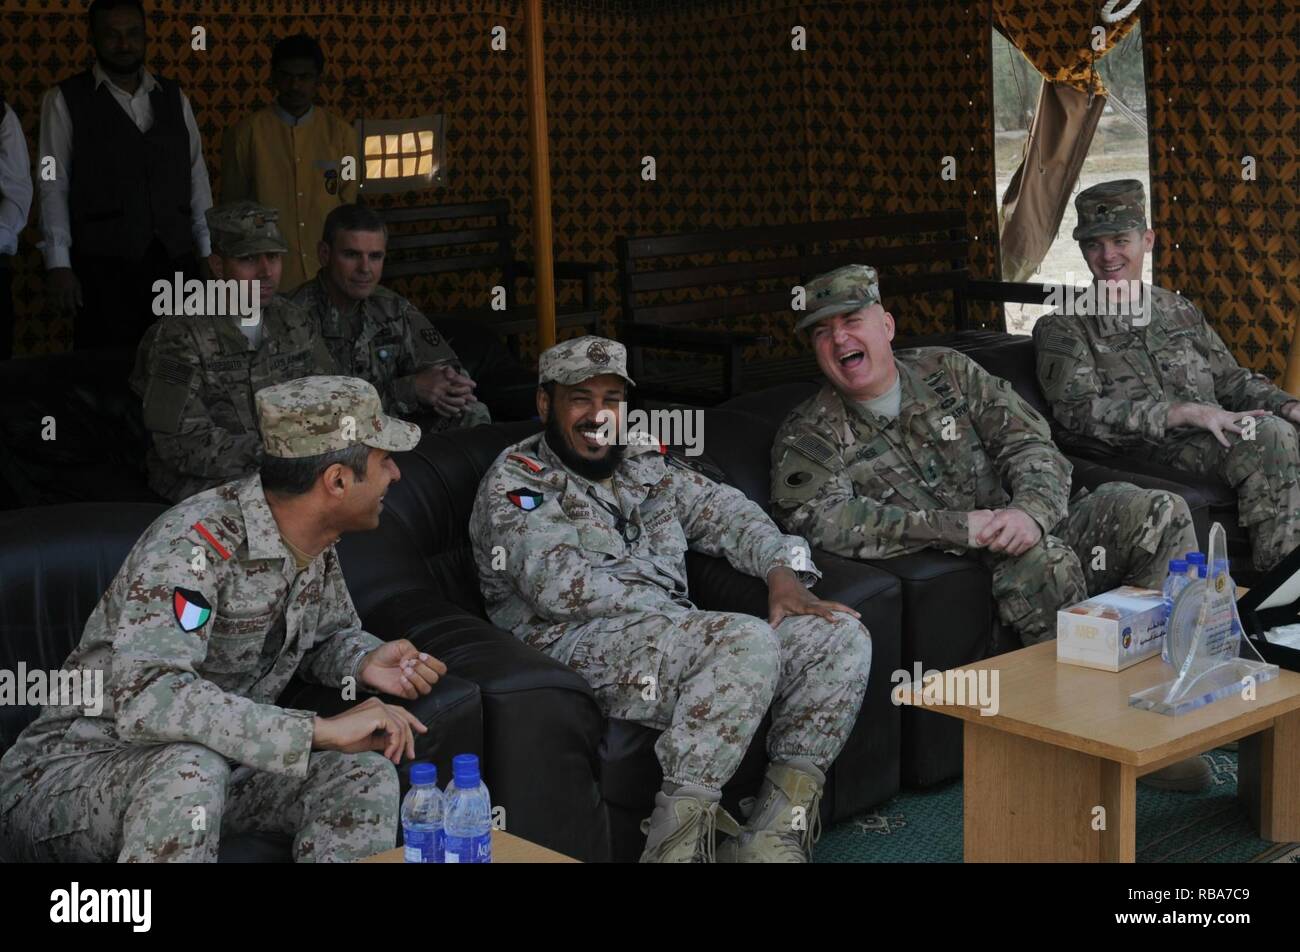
top-left (968, 508), bottom-right (1042, 555)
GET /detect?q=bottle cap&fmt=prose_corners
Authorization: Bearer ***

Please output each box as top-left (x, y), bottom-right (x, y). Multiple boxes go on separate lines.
top-left (452, 753), bottom-right (481, 788)
top-left (1168, 559), bottom-right (1188, 573)
top-left (1186, 552), bottom-right (1207, 565)
top-left (410, 762), bottom-right (437, 786)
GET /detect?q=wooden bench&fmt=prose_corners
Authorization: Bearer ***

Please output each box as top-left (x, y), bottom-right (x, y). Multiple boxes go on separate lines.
top-left (616, 210), bottom-right (1065, 404)
top-left (372, 198), bottom-right (606, 350)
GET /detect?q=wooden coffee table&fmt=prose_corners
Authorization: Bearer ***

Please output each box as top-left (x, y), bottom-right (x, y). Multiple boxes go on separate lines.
top-left (909, 642), bottom-right (1300, 862)
top-left (360, 829), bottom-right (579, 863)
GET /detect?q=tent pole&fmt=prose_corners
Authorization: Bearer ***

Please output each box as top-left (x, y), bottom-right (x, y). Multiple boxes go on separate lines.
top-left (525, 0), bottom-right (556, 351)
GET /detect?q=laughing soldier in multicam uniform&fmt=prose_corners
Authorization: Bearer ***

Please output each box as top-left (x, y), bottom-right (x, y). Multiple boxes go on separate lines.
top-left (771, 265), bottom-right (1210, 792)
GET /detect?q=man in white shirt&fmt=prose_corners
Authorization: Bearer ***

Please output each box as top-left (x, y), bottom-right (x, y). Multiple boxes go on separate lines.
top-left (0, 96), bottom-right (33, 359)
top-left (38, 0), bottom-right (213, 351)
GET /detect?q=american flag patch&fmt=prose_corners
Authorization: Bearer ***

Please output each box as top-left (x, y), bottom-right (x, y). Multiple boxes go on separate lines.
top-left (156, 357), bottom-right (192, 387)
top-left (791, 432), bottom-right (835, 466)
top-left (1040, 330), bottom-right (1080, 357)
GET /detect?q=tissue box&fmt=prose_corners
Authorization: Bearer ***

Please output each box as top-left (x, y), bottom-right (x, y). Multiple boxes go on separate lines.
top-left (1056, 585), bottom-right (1167, 672)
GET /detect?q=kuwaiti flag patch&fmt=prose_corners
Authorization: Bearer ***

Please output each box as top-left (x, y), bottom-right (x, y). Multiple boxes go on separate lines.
top-left (507, 489), bottom-right (544, 511)
top-left (173, 588), bottom-right (213, 632)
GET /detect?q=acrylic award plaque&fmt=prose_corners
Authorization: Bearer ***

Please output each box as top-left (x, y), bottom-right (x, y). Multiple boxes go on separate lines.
top-left (1129, 523), bottom-right (1278, 716)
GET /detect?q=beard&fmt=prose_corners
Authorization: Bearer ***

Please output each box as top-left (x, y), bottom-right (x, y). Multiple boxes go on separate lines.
top-left (544, 413), bottom-right (625, 481)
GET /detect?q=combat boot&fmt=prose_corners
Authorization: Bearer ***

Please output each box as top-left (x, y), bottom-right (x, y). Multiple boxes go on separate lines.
top-left (638, 784), bottom-right (739, 863)
top-left (718, 759), bottom-right (823, 863)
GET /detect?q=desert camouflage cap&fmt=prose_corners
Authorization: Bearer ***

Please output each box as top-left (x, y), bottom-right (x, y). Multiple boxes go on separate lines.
top-left (798, 264), bottom-right (882, 332)
top-left (206, 200), bottom-right (290, 257)
top-left (255, 375), bottom-right (421, 459)
top-left (1072, 179), bottom-right (1148, 241)
top-left (538, 335), bottom-right (635, 387)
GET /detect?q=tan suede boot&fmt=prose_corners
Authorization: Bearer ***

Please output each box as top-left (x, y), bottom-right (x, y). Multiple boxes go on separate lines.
top-left (717, 760), bottom-right (824, 863)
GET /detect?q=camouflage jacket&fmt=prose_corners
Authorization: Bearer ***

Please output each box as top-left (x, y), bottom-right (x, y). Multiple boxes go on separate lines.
top-left (469, 431), bottom-right (820, 652)
top-left (135, 296), bottom-right (336, 502)
top-left (0, 474), bottom-right (383, 810)
top-left (1034, 284), bottom-right (1297, 454)
top-left (289, 274), bottom-right (463, 416)
top-left (770, 347), bottom-right (1071, 560)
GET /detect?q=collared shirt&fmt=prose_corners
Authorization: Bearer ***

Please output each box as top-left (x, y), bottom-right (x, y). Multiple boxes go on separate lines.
top-left (0, 473), bottom-right (383, 808)
top-left (0, 102), bottom-right (33, 256)
top-left (272, 102), bottom-right (314, 127)
top-left (36, 62), bottom-right (212, 268)
top-left (470, 431), bottom-right (820, 654)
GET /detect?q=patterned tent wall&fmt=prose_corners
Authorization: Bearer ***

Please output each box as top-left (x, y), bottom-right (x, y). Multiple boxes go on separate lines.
top-left (12, 1), bottom-right (1286, 379)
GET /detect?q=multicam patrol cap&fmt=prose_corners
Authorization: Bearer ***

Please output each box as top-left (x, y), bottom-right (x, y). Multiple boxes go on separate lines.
top-left (798, 264), bottom-right (882, 332)
top-left (538, 335), bottom-right (636, 387)
top-left (1072, 179), bottom-right (1148, 242)
top-left (206, 200), bottom-right (290, 257)
top-left (255, 375), bottom-right (421, 459)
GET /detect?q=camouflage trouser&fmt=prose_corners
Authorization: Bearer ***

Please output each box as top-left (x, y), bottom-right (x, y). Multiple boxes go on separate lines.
top-left (1141, 417), bottom-right (1300, 572)
top-left (549, 608), bottom-right (872, 792)
top-left (426, 399), bottom-right (492, 433)
top-left (0, 744), bottom-right (398, 863)
top-left (988, 481), bottom-right (1198, 646)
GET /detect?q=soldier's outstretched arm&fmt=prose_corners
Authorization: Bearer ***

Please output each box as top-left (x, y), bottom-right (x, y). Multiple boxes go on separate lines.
top-left (472, 473), bottom-right (648, 622)
top-left (954, 351), bottom-right (1071, 539)
top-left (109, 532), bottom-right (315, 778)
top-left (670, 459), bottom-right (821, 583)
top-left (142, 321), bottom-right (264, 484)
top-left (770, 439), bottom-right (969, 560)
top-left (1034, 318), bottom-right (1171, 446)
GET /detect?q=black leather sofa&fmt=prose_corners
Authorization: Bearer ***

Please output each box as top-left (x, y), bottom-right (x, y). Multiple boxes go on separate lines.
top-left (334, 416), bottom-right (904, 862)
top-left (0, 503), bottom-right (483, 863)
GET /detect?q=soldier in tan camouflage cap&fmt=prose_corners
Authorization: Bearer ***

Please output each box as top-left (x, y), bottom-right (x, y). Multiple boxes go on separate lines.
top-left (1037, 178), bottom-right (1300, 574)
top-left (471, 335), bottom-right (872, 862)
top-left (0, 376), bottom-right (447, 863)
top-left (132, 199), bottom-right (338, 502)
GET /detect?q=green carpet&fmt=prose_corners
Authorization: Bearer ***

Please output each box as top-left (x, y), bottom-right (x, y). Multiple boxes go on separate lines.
top-left (813, 748), bottom-right (1297, 862)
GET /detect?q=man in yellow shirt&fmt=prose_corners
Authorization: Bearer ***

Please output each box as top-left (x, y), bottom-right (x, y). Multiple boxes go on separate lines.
top-left (220, 34), bottom-right (355, 289)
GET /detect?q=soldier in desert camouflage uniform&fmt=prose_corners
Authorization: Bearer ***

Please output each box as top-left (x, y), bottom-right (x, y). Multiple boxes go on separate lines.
top-left (1034, 179), bottom-right (1300, 572)
top-left (133, 200), bottom-right (338, 502)
top-left (0, 375), bottom-right (448, 862)
top-left (469, 336), bottom-right (872, 863)
top-left (289, 203), bottom-right (490, 428)
top-left (772, 264), bottom-right (1210, 792)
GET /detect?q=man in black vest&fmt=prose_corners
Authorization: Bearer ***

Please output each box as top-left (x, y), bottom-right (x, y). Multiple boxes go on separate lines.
top-left (0, 94), bottom-right (34, 359)
top-left (38, 0), bottom-right (213, 351)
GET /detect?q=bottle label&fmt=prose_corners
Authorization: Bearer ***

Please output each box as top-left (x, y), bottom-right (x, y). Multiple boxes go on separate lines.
top-left (403, 827), bottom-right (442, 864)
top-left (444, 832), bottom-right (492, 864)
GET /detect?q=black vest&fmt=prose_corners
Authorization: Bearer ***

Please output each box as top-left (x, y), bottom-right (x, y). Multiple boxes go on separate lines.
top-left (59, 69), bottom-right (193, 260)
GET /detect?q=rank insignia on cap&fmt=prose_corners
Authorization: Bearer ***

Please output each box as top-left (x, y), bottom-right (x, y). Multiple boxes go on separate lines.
top-left (507, 453), bottom-right (543, 473)
top-left (173, 588), bottom-right (213, 632)
top-left (507, 489), bottom-right (544, 511)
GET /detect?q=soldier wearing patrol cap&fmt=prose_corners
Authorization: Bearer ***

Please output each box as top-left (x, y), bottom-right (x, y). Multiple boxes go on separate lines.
top-left (1035, 179), bottom-right (1300, 573)
top-left (773, 264), bottom-right (1209, 790)
top-left (132, 200), bottom-right (339, 502)
top-left (469, 335), bottom-right (872, 862)
top-left (289, 203), bottom-right (491, 429)
top-left (0, 375), bottom-right (448, 862)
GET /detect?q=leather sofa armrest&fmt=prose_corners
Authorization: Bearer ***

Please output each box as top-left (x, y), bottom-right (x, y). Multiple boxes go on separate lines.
top-left (357, 586), bottom-right (611, 862)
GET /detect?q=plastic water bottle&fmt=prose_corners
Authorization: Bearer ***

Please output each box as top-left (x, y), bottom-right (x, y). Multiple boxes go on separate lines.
top-left (443, 753), bottom-right (493, 864)
top-left (1161, 558), bottom-right (1190, 663)
top-left (401, 762), bottom-right (444, 863)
